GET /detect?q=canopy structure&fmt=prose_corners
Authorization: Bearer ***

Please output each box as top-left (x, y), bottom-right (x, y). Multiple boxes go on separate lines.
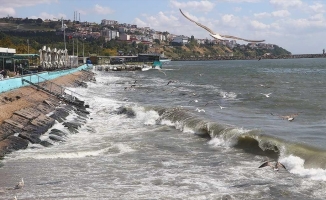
top-left (0, 47), bottom-right (16, 70)
top-left (13, 54), bottom-right (39, 59)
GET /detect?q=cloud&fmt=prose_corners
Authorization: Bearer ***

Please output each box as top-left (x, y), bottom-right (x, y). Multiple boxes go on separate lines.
top-left (134, 18), bottom-right (148, 27)
top-left (309, 2), bottom-right (325, 13)
top-left (270, 0), bottom-right (303, 9)
top-left (0, 7), bottom-right (16, 17)
top-left (220, 0), bottom-right (260, 2)
top-left (170, 0), bottom-right (215, 12)
top-left (93, 4), bottom-right (114, 15)
top-left (79, 4), bottom-right (114, 17)
top-left (250, 20), bottom-right (270, 29)
top-left (254, 12), bottom-right (271, 18)
top-left (0, 0), bottom-right (57, 7)
top-left (271, 10), bottom-right (290, 17)
top-left (29, 12), bottom-right (66, 20)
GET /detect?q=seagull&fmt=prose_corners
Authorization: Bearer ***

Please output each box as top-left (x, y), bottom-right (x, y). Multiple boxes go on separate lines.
top-left (188, 99), bottom-right (199, 105)
top-left (14, 178), bottom-right (24, 189)
top-left (179, 9), bottom-right (265, 43)
top-left (158, 69), bottom-right (166, 76)
top-left (259, 161), bottom-right (286, 171)
top-left (195, 108), bottom-right (205, 113)
top-left (218, 104), bottom-right (227, 109)
top-left (261, 93), bottom-right (272, 97)
top-left (280, 113), bottom-right (299, 122)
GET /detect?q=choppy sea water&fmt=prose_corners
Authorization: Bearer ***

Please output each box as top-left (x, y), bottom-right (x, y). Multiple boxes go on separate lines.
top-left (1, 58), bottom-right (326, 199)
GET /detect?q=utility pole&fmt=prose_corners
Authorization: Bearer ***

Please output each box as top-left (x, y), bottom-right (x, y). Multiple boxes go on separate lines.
top-left (27, 39), bottom-right (29, 54)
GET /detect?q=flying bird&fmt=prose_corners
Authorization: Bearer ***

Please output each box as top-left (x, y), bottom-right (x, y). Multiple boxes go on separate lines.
top-left (259, 161), bottom-right (286, 171)
top-left (261, 93), bottom-right (272, 97)
top-left (179, 9), bottom-right (265, 43)
top-left (195, 108), bottom-right (206, 113)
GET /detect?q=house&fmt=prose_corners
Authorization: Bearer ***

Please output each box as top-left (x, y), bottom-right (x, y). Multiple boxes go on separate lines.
top-left (171, 35), bottom-right (189, 46)
top-left (101, 28), bottom-right (119, 41)
top-left (101, 19), bottom-right (118, 26)
top-left (119, 34), bottom-right (130, 41)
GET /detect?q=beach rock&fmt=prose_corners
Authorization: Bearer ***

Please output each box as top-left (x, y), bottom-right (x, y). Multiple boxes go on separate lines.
top-left (63, 121), bottom-right (81, 133)
top-left (40, 140), bottom-right (53, 147)
top-left (115, 106), bottom-right (135, 118)
top-left (49, 135), bottom-right (65, 142)
top-left (18, 132), bottom-right (42, 144)
top-left (0, 136), bottom-right (29, 153)
top-left (49, 129), bottom-right (67, 137)
top-left (49, 107), bottom-right (70, 123)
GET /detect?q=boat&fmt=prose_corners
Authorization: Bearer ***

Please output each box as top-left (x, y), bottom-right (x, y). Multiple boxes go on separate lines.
top-left (159, 57), bottom-right (171, 63)
top-left (152, 60), bottom-right (162, 69)
top-left (159, 52), bottom-right (171, 64)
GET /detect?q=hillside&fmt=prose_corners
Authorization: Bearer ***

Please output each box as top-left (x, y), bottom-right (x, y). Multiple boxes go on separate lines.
top-left (0, 19), bottom-right (292, 60)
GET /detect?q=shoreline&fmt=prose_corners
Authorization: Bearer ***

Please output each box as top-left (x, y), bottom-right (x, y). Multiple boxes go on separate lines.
top-left (171, 53), bottom-right (326, 61)
top-left (0, 70), bottom-right (95, 158)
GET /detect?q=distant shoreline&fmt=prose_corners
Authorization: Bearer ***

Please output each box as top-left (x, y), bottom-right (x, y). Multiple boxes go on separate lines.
top-left (172, 53), bottom-right (326, 61)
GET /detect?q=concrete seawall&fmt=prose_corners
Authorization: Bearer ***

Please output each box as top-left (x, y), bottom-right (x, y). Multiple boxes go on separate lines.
top-left (0, 67), bottom-right (95, 158)
top-left (0, 64), bottom-right (92, 94)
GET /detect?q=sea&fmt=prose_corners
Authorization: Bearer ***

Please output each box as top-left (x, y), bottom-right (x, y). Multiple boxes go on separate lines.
top-left (1, 58), bottom-right (326, 199)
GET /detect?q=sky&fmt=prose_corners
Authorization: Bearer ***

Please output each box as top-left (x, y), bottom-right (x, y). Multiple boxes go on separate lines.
top-left (0, 0), bottom-right (325, 54)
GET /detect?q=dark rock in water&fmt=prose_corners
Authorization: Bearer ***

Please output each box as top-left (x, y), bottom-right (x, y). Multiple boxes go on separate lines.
top-left (18, 132), bottom-right (42, 144)
top-left (62, 122), bottom-right (79, 133)
top-left (40, 140), bottom-right (53, 147)
top-left (1, 136), bottom-right (29, 152)
top-left (85, 105), bottom-right (90, 108)
top-left (50, 107), bottom-right (70, 123)
top-left (49, 129), bottom-right (67, 137)
top-left (0, 124), bottom-right (15, 141)
top-left (115, 106), bottom-right (135, 118)
top-left (49, 135), bottom-right (65, 142)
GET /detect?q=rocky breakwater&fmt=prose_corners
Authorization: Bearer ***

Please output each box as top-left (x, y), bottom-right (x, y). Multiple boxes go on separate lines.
top-left (0, 70), bottom-right (96, 158)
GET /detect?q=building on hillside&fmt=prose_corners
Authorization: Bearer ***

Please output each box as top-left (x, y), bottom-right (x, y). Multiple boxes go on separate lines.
top-left (101, 28), bottom-right (119, 41)
top-left (101, 19), bottom-right (118, 26)
top-left (119, 27), bottom-right (127, 33)
top-left (171, 35), bottom-right (189, 46)
top-left (119, 34), bottom-right (130, 41)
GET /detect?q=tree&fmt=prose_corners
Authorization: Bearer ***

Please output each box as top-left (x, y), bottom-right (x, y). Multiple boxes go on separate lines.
top-left (36, 18), bottom-right (43, 24)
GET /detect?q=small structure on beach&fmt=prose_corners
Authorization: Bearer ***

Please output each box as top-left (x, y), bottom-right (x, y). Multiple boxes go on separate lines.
top-left (39, 46), bottom-right (76, 70)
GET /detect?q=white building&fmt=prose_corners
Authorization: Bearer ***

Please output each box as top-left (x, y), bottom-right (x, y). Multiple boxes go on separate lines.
top-left (101, 19), bottom-right (118, 26)
top-left (119, 34), bottom-right (130, 41)
top-left (172, 35), bottom-right (189, 45)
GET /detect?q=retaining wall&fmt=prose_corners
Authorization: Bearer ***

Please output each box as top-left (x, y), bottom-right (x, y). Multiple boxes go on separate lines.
top-left (0, 64), bottom-right (92, 94)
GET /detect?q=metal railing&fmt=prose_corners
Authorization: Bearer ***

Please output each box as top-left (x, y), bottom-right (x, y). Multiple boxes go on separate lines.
top-left (23, 74), bottom-right (84, 101)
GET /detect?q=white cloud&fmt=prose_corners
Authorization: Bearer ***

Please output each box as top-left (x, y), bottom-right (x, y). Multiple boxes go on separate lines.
top-left (220, 0), bottom-right (260, 2)
top-left (271, 10), bottom-right (290, 17)
top-left (270, 0), bottom-right (303, 9)
top-left (310, 13), bottom-right (324, 21)
top-left (170, 0), bottom-right (215, 12)
top-left (254, 12), bottom-right (271, 18)
top-left (0, 7), bottom-right (16, 17)
top-left (29, 12), bottom-right (66, 20)
top-left (134, 18), bottom-right (148, 27)
top-left (93, 4), bottom-right (114, 15)
top-left (250, 20), bottom-right (270, 29)
top-left (0, 0), bottom-right (57, 7)
top-left (309, 2), bottom-right (325, 13)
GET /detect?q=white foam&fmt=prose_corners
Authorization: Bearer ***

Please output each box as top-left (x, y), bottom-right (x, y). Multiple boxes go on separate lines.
top-left (133, 106), bottom-right (160, 125)
top-left (280, 155), bottom-right (326, 181)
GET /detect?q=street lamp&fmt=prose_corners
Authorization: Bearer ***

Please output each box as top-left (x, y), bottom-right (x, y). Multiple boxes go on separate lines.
top-left (53, 17), bottom-right (67, 50)
top-left (82, 38), bottom-right (86, 62)
top-left (27, 39), bottom-right (29, 54)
